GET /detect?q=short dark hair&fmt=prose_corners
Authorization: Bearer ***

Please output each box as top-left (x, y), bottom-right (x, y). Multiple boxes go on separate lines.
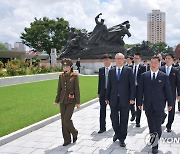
top-left (151, 56), bottom-right (160, 62)
top-left (102, 54), bottom-right (112, 59)
top-left (165, 53), bottom-right (174, 59)
top-left (126, 56), bottom-right (133, 60)
top-left (134, 52), bottom-right (141, 57)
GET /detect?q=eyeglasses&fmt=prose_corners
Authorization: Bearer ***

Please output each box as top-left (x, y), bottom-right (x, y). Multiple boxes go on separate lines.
top-left (115, 58), bottom-right (124, 60)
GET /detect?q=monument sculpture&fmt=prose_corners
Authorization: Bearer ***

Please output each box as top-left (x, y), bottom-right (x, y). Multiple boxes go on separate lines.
top-left (60, 13), bottom-right (131, 59)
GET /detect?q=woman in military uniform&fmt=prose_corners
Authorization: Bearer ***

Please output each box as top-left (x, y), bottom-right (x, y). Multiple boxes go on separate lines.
top-left (53, 58), bottom-right (80, 146)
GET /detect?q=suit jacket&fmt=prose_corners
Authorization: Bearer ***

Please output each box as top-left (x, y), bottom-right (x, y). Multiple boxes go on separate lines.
top-left (105, 66), bottom-right (135, 108)
top-left (137, 71), bottom-right (173, 112)
top-left (130, 64), bottom-right (146, 86)
top-left (98, 66), bottom-right (112, 98)
top-left (160, 66), bottom-right (180, 100)
top-left (55, 72), bottom-right (80, 104)
top-left (160, 61), bottom-right (166, 67)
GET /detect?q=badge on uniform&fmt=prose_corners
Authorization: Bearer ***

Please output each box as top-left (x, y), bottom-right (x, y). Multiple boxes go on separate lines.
top-left (173, 73), bottom-right (176, 76)
top-left (159, 80), bottom-right (162, 82)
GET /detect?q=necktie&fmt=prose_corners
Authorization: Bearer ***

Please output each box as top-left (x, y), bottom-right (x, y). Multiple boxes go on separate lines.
top-left (117, 68), bottom-right (121, 80)
top-left (134, 66), bottom-right (137, 83)
top-left (105, 68), bottom-right (109, 89)
top-left (152, 73), bottom-right (155, 80)
top-left (166, 67), bottom-right (170, 76)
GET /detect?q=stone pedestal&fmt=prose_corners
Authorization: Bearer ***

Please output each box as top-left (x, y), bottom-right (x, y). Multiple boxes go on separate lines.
top-left (50, 48), bottom-right (57, 66)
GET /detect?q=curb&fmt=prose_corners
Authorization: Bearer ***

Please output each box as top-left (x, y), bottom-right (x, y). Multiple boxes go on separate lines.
top-left (0, 98), bottom-right (98, 146)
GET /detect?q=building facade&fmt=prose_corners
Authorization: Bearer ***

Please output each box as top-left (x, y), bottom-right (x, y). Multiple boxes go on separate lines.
top-left (147, 10), bottom-right (166, 44)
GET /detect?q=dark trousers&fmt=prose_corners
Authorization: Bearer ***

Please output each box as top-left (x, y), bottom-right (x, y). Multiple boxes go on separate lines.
top-left (110, 97), bottom-right (129, 141)
top-left (60, 103), bottom-right (77, 143)
top-left (178, 101), bottom-right (180, 111)
top-left (166, 100), bottom-right (176, 129)
top-left (99, 96), bottom-right (107, 131)
top-left (130, 86), bottom-right (142, 124)
top-left (145, 107), bottom-right (163, 149)
top-left (77, 67), bottom-right (80, 73)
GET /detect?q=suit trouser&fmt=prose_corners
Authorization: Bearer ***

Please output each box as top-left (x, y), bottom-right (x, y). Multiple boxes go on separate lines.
top-left (110, 97), bottom-right (129, 141)
top-left (166, 100), bottom-right (176, 129)
top-left (145, 107), bottom-right (163, 149)
top-left (130, 86), bottom-right (142, 124)
top-left (99, 96), bottom-right (107, 131)
top-left (60, 103), bottom-right (77, 143)
top-left (178, 101), bottom-right (180, 111)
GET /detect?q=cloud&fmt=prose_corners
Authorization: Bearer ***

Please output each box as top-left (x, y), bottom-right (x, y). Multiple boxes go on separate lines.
top-left (0, 0), bottom-right (179, 49)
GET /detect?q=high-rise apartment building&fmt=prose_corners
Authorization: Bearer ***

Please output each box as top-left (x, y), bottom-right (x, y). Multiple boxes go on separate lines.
top-left (147, 10), bottom-right (166, 44)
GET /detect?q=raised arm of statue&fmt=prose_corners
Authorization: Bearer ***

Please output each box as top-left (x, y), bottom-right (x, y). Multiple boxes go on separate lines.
top-left (95, 13), bottom-right (102, 24)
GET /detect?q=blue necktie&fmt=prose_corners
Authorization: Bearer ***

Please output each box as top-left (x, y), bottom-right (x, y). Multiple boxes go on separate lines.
top-left (117, 68), bottom-right (121, 80)
top-left (166, 67), bottom-right (170, 76)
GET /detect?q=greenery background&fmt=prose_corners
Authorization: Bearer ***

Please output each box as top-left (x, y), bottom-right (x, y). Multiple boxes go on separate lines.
top-left (0, 76), bottom-right (98, 137)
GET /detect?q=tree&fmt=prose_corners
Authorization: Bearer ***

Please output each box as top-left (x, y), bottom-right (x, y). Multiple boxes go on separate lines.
top-left (0, 43), bottom-right (7, 50)
top-left (21, 17), bottom-right (70, 55)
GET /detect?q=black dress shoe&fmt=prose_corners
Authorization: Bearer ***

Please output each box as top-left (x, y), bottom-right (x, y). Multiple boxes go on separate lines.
top-left (161, 113), bottom-right (167, 124)
top-left (120, 141), bottom-right (126, 147)
top-left (63, 142), bottom-right (71, 146)
top-left (73, 131), bottom-right (78, 143)
top-left (130, 116), bottom-right (135, 121)
top-left (152, 148), bottom-right (158, 153)
top-left (166, 128), bottom-right (172, 133)
top-left (136, 123), bottom-right (140, 127)
top-left (98, 130), bottom-right (106, 134)
top-left (113, 134), bottom-right (118, 142)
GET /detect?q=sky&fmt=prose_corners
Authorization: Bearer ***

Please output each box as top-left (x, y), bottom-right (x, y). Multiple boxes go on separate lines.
top-left (0, 0), bottom-right (179, 49)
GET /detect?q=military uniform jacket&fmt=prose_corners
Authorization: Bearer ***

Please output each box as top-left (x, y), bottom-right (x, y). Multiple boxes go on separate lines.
top-left (55, 72), bottom-right (80, 104)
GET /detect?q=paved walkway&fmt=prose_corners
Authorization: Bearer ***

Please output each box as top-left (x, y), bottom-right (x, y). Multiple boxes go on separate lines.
top-left (0, 100), bottom-right (180, 154)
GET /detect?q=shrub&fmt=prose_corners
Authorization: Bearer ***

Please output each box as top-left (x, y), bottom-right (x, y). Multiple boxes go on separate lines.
top-left (0, 61), bottom-right (4, 70)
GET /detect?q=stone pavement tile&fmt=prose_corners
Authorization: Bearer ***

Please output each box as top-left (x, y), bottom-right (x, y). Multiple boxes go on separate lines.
top-left (62, 144), bottom-right (81, 152)
top-left (4, 140), bottom-right (26, 147)
top-left (110, 148), bottom-right (129, 154)
top-left (30, 149), bottom-right (46, 154)
top-left (93, 147), bottom-right (114, 154)
top-left (158, 147), bottom-right (179, 154)
top-left (33, 142), bottom-right (54, 149)
top-left (77, 146), bottom-right (97, 153)
top-left (92, 140), bottom-right (111, 148)
top-left (0, 145), bottom-right (22, 153)
top-left (78, 139), bottom-right (96, 146)
top-left (19, 141), bottom-right (39, 148)
top-left (15, 147), bottom-right (36, 154)
top-left (37, 136), bottom-right (56, 143)
top-left (129, 151), bottom-right (148, 154)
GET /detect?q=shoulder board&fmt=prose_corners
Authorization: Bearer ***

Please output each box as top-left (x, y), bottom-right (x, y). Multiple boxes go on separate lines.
top-left (70, 72), bottom-right (78, 76)
top-left (59, 73), bottom-right (64, 76)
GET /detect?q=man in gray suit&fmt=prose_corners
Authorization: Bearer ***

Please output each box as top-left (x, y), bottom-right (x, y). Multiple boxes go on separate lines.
top-left (105, 53), bottom-right (135, 147)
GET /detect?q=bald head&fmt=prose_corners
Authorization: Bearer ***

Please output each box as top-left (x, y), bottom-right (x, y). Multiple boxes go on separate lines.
top-left (115, 53), bottom-right (125, 67)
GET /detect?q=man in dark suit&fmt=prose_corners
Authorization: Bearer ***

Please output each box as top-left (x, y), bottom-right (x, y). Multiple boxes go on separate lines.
top-left (105, 53), bottom-right (135, 147)
top-left (157, 53), bottom-right (166, 67)
top-left (125, 56), bottom-right (133, 66)
top-left (137, 56), bottom-right (173, 154)
top-left (160, 54), bottom-right (180, 132)
top-left (129, 53), bottom-right (146, 127)
top-left (143, 60), bottom-right (150, 71)
top-left (98, 54), bottom-right (112, 133)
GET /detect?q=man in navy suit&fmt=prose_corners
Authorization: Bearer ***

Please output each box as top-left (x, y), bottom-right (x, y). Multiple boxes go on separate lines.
top-left (160, 53), bottom-right (180, 132)
top-left (137, 56), bottom-right (173, 154)
top-left (98, 54), bottom-right (112, 133)
top-left (105, 53), bottom-right (135, 147)
top-left (129, 53), bottom-right (146, 127)
top-left (157, 53), bottom-right (166, 67)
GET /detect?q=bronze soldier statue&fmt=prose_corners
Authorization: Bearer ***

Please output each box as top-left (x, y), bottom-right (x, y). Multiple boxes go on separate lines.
top-left (53, 58), bottom-right (80, 146)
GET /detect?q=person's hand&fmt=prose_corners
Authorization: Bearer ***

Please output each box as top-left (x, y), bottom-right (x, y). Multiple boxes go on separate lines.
top-left (168, 106), bottom-right (172, 111)
top-left (105, 100), bottom-right (109, 105)
top-left (138, 106), bottom-right (143, 110)
top-left (76, 104), bottom-right (80, 109)
top-left (130, 100), bottom-right (135, 104)
top-left (53, 102), bottom-right (58, 107)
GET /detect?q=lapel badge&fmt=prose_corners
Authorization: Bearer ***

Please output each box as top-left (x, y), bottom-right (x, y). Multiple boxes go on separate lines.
top-left (159, 80), bottom-right (162, 82)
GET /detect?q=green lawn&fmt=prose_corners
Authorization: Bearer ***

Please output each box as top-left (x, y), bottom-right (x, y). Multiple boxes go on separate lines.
top-left (0, 76), bottom-right (98, 137)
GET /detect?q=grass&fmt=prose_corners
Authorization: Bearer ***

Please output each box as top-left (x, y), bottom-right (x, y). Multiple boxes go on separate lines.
top-left (0, 76), bottom-right (98, 137)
